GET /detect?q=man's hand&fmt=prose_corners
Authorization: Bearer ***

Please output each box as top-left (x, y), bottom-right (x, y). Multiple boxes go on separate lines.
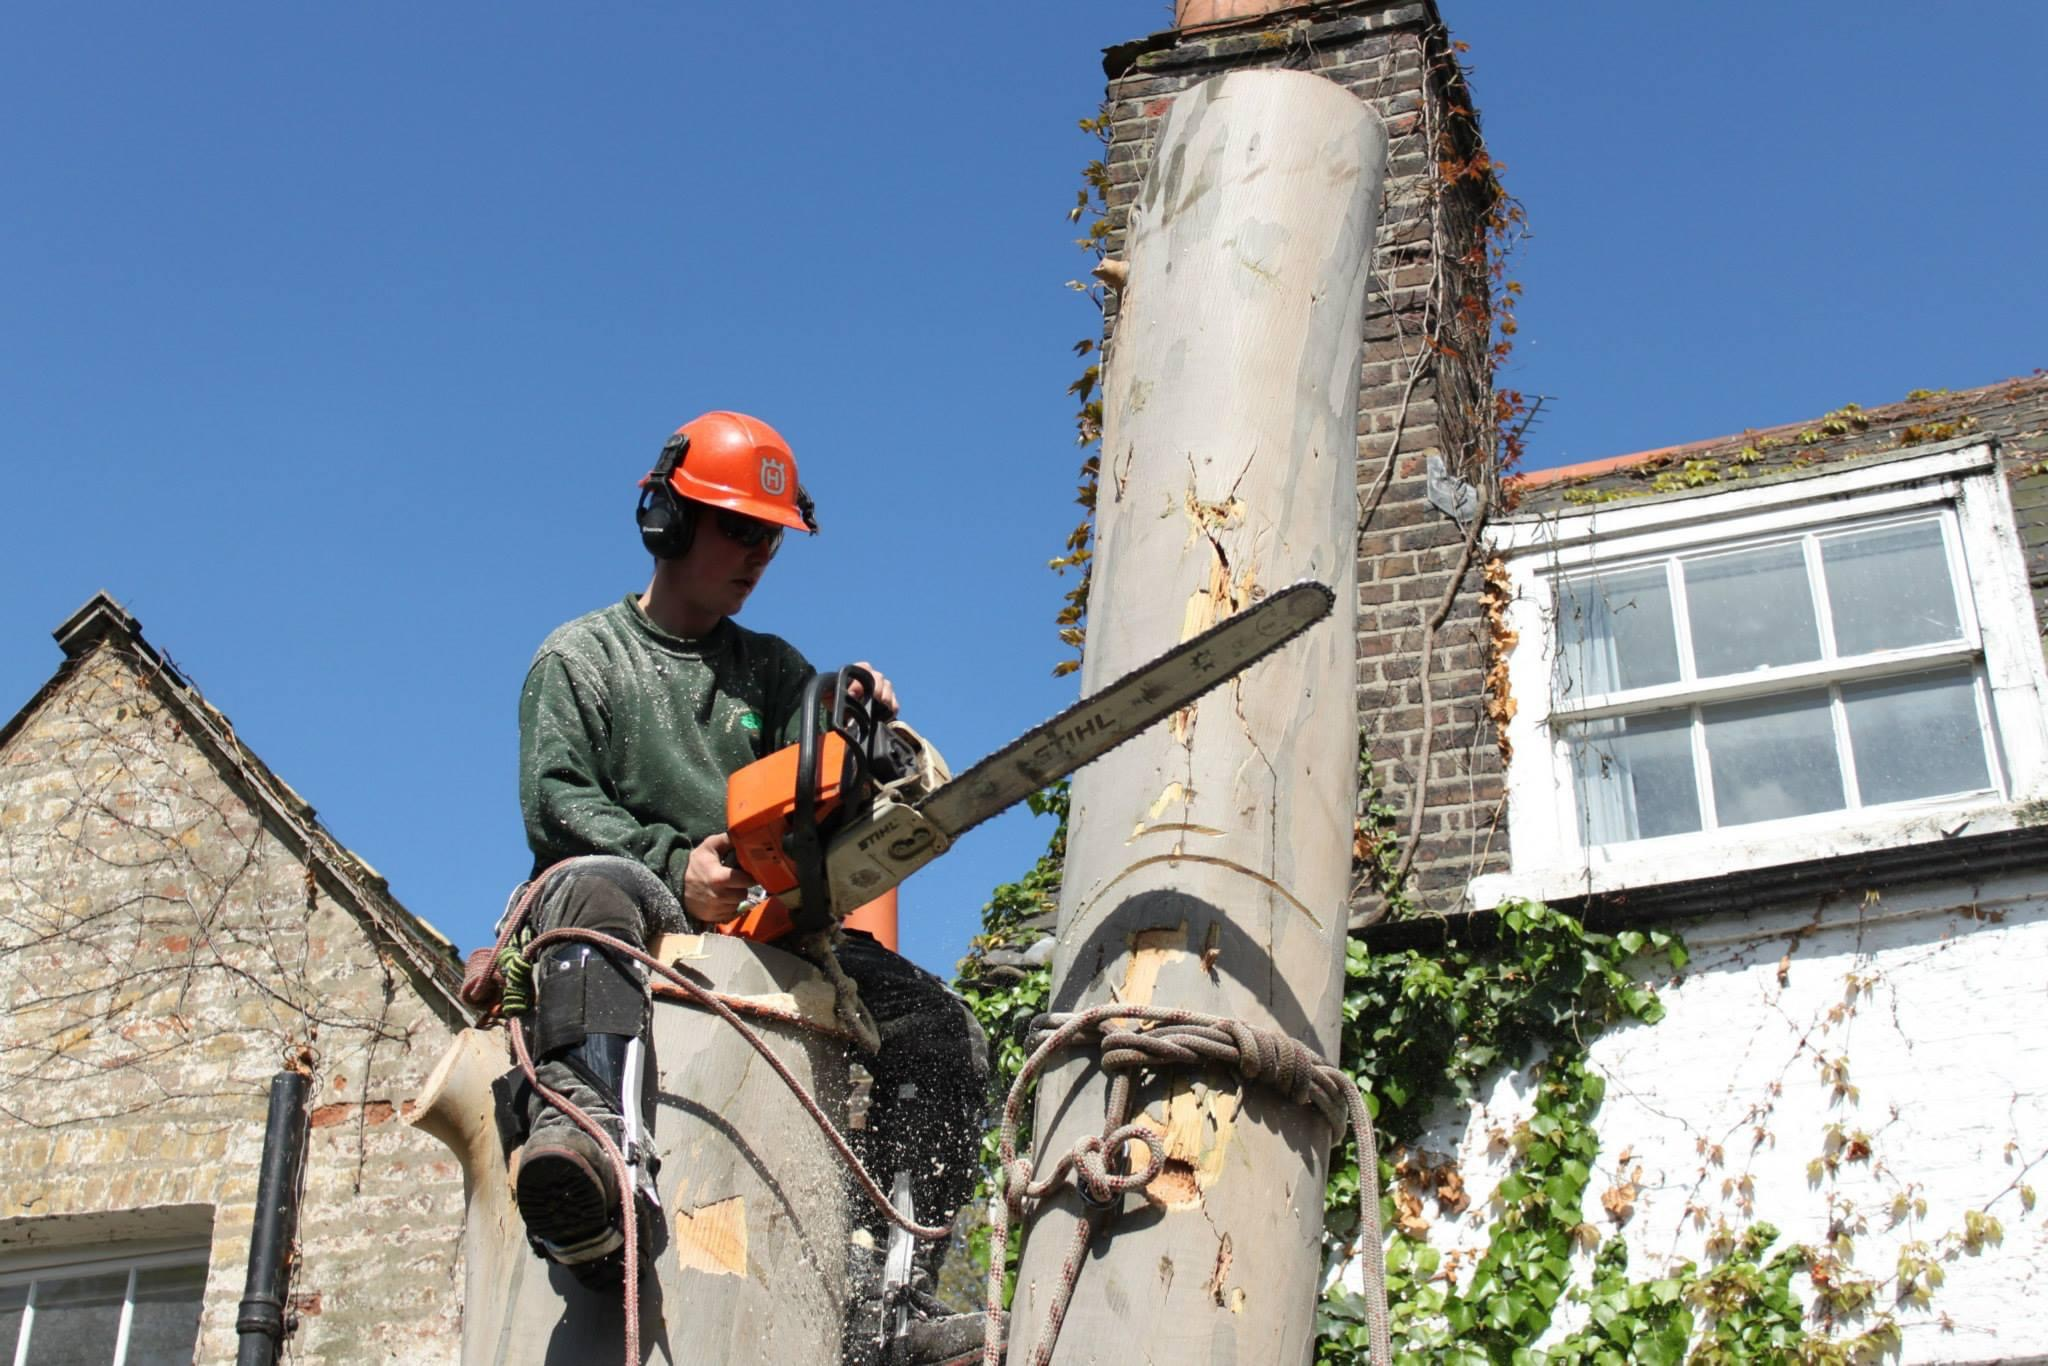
top-left (682, 833), bottom-right (753, 925)
top-left (842, 661), bottom-right (899, 717)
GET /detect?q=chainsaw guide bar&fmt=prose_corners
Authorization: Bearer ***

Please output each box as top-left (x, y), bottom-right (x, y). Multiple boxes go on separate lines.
top-left (760, 580), bottom-right (1335, 920)
top-left (919, 578), bottom-right (1336, 843)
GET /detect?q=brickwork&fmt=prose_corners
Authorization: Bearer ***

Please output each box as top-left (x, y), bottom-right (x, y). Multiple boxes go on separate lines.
top-left (0, 623), bottom-right (469, 1362)
top-left (1098, 0), bottom-right (1507, 924)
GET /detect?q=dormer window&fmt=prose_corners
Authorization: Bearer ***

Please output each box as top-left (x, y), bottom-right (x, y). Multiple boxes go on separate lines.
top-left (1473, 443), bottom-right (2048, 906)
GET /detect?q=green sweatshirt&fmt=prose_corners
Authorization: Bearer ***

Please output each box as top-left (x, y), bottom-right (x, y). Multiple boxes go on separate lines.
top-left (519, 595), bottom-right (816, 891)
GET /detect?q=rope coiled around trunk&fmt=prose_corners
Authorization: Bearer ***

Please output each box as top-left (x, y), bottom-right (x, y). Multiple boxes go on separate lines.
top-left (982, 1003), bottom-right (1392, 1366)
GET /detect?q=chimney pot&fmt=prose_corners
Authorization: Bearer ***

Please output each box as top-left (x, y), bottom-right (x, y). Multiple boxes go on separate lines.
top-left (1175, 0), bottom-right (1292, 28)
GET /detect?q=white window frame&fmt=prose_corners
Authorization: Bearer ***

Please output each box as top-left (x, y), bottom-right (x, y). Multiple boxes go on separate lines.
top-left (0, 1239), bottom-right (209, 1366)
top-left (1470, 442), bottom-right (2048, 910)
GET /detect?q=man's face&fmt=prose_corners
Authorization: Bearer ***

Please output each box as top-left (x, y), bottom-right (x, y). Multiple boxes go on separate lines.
top-left (675, 504), bottom-right (782, 621)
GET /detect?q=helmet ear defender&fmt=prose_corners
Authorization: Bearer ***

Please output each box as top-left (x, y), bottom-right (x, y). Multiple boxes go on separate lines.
top-left (636, 432), bottom-right (697, 560)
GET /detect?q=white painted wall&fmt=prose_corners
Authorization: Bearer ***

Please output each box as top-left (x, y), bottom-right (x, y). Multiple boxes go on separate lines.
top-left (1356, 870), bottom-right (2048, 1362)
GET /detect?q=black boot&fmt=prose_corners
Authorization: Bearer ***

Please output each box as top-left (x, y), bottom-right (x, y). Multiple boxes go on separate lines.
top-left (517, 1032), bottom-right (630, 1268)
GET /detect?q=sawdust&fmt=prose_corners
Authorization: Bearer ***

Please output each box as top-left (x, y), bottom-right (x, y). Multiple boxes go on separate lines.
top-left (652, 932), bottom-right (709, 961)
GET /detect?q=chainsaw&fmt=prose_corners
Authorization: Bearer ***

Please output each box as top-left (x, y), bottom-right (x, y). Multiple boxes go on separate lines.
top-left (716, 579), bottom-right (1335, 942)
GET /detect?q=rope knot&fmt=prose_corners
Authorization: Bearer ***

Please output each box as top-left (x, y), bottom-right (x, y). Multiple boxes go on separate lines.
top-left (1070, 1124), bottom-right (1166, 1208)
top-left (1002, 1157), bottom-right (1036, 1208)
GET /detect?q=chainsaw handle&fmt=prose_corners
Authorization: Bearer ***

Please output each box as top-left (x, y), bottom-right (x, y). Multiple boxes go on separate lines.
top-left (787, 667), bottom-right (879, 932)
top-left (787, 673), bottom-right (833, 931)
top-left (830, 664), bottom-right (892, 733)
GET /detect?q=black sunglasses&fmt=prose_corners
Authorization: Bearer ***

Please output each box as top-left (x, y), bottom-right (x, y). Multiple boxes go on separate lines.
top-left (713, 509), bottom-right (784, 552)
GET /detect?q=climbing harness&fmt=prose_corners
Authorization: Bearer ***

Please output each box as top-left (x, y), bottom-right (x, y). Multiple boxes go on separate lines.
top-left (981, 1002), bottom-right (1394, 1366)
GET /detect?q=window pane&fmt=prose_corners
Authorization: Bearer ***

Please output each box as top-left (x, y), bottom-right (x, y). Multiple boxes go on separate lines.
top-left (1555, 565), bottom-right (1681, 699)
top-left (1844, 667), bottom-right (1992, 805)
top-left (1703, 690), bottom-right (1845, 826)
top-left (125, 1264), bottom-right (206, 1366)
top-left (1, 1283), bottom-right (26, 1358)
top-left (1821, 521), bottom-right (1962, 656)
top-left (22, 1271), bottom-right (126, 1366)
top-left (1565, 711), bottom-right (1701, 844)
top-left (1683, 543), bottom-right (1822, 677)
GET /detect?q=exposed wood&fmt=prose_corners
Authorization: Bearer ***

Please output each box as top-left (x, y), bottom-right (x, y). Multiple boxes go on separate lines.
top-left (1009, 70), bottom-right (1385, 1363)
top-left (407, 935), bottom-right (855, 1365)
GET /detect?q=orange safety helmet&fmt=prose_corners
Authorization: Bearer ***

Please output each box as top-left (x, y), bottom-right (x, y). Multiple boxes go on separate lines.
top-left (639, 409), bottom-right (815, 537)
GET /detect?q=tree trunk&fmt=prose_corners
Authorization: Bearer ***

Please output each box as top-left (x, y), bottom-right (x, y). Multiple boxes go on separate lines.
top-left (1008, 70), bottom-right (1384, 1364)
top-left (409, 935), bottom-right (856, 1365)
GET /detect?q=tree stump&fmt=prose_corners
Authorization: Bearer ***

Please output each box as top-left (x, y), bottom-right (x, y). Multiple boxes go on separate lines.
top-left (409, 935), bottom-right (856, 1365)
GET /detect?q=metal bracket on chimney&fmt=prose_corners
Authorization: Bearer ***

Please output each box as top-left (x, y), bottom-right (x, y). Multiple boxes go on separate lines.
top-left (1425, 454), bottom-right (1479, 525)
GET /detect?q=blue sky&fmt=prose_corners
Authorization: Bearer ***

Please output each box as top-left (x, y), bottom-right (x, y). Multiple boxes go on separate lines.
top-left (4, 3), bottom-right (2041, 974)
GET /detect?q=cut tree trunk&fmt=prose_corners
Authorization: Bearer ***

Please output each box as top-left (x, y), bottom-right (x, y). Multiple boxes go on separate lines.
top-left (408, 935), bottom-right (857, 1365)
top-left (1008, 69), bottom-right (1385, 1364)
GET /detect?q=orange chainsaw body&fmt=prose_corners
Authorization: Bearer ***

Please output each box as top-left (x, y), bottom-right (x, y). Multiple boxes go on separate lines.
top-left (718, 732), bottom-right (904, 947)
top-left (714, 887), bottom-right (897, 948)
top-left (724, 731), bottom-right (850, 901)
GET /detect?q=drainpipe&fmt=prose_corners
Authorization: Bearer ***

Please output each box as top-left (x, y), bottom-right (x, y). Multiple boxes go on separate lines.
top-left (236, 1071), bottom-right (310, 1366)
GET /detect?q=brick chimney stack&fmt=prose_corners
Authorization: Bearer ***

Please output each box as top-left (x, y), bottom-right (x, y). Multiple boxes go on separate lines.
top-left (1097, 1), bottom-right (1504, 920)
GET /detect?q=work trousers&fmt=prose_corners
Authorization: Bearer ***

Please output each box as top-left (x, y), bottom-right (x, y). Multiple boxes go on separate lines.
top-left (526, 858), bottom-right (991, 1253)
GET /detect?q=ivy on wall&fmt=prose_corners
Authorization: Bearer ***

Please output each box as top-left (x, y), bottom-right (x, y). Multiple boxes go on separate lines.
top-left (1318, 904), bottom-right (1702, 1363)
top-left (1049, 109), bottom-right (1112, 679)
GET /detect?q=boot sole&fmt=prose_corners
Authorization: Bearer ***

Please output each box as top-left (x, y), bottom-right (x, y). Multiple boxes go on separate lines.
top-left (516, 1143), bottom-right (617, 1255)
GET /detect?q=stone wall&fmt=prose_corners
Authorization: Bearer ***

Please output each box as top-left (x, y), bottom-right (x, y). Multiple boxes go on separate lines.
top-left (1097, 0), bottom-right (1507, 925)
top-left (0, 637), bottom-right (468, 1361)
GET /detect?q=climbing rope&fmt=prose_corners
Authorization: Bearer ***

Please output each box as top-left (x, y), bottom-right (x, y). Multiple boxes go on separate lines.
top-left (464, 863), bottom-right (954, 1366)
top-left (981, 1002), bottom-right (1393, 1366)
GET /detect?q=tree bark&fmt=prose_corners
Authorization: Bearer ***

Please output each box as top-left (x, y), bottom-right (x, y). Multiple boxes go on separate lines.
top-left (1009, 70), bottom-right (1384, 1364)
top-left (409, 935), bottom-right (856, 1365)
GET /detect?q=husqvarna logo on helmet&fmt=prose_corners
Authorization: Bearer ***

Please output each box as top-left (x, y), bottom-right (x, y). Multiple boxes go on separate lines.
top-left (759, 457), bottom-right (787, 496)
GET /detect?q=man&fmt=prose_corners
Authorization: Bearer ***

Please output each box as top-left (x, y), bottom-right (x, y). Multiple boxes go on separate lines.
top-left (511, 410), bottom-right (992, 1361)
